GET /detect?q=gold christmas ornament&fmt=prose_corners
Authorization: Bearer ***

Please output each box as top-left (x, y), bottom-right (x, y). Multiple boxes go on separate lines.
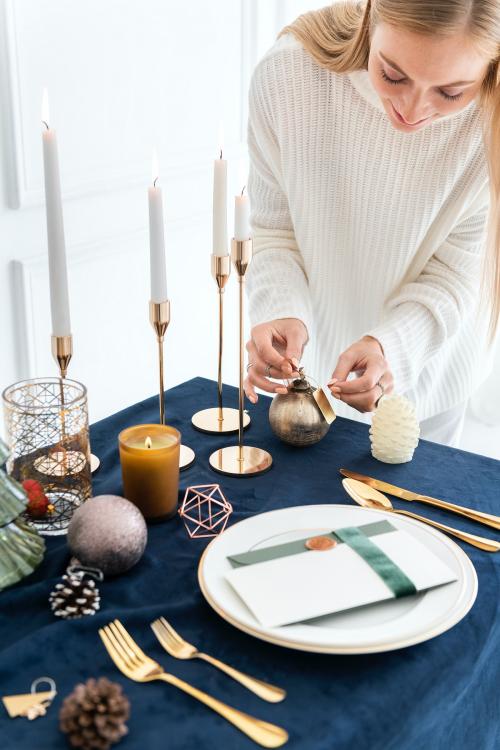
top-left (269, 370), bottom-right (335, 447)
top-left (369, 395), bottom-right (420, 464)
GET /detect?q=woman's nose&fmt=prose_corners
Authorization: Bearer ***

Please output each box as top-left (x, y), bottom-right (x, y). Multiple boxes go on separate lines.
top-left (399, 92), bottom-right (432, 124)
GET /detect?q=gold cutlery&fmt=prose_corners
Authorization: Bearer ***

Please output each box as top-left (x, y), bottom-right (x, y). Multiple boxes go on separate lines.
top-left (342, 478), bottom-right (500, 552)
top-left (99, 620), bottom-right (288, 748)
top-left (151, 617), bottom-right (285, 703)
top-left (340, 469), bottom-right (500, 531)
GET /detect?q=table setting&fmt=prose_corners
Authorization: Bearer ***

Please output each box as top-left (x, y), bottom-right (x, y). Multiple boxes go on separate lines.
top-left (1, 91), bottom-right (500, 750)
top-left (1, 376), bottom-right (500, 749)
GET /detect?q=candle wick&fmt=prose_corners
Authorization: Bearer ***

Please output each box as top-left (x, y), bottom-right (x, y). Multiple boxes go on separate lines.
top-left (153, 176), bottom-right (159, 188)
top-left (241, 185), bottom-right (246, 197)
top-left (219, 149), bottom-right (223, 160)
top-left (42, 120), bottom-right (49, 130)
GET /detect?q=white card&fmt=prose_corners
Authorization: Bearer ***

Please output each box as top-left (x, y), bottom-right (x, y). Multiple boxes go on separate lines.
top-left (225, 527), bottom-right (457, 628)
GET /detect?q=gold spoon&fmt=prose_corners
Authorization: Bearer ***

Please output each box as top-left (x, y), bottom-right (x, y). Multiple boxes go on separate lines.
top-left (342, 478), bottom-right (500, 553)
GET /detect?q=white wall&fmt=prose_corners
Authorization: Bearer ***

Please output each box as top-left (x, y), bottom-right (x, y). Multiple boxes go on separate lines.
top-left (0, 0), bottom-right (280, 424)
top-left (0, 0), bottom-right (498, 452)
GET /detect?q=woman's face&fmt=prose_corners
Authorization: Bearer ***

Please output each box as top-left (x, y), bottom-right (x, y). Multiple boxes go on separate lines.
top-left (368, 22), bottom-right (490, 132)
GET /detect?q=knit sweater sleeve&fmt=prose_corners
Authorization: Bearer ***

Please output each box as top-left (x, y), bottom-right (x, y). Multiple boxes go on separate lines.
top-left (365, 185), bottom-right (489, 394)
top-left (245, 55), bottom-right (314, 337)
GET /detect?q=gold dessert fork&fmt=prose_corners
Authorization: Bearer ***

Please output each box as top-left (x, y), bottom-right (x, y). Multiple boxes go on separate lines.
top-left (99, 620), bottom-right (288, 748)
top-left (151, 617), bottom-right (286, 703)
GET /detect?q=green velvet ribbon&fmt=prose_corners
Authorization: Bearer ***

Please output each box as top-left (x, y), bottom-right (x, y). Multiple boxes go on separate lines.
top-left (228, 520), bottom-right (417, 599)
top-left (334, 526), bottom-right (417, 598)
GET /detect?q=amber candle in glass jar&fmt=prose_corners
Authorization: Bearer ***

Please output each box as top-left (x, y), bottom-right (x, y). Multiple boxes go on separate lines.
top-left (118, 424), bottom-right (180, 521)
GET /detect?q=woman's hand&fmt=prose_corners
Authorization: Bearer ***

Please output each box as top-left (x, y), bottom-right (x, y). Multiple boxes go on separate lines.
top-left (244, 318), bottom-right (308, 403)
top-left (328, 336), bottom-right (394, 412)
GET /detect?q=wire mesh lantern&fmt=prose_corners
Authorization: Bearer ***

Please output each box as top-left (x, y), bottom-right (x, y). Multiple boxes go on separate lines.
top-left (2, 378), bottom-right (92, 536)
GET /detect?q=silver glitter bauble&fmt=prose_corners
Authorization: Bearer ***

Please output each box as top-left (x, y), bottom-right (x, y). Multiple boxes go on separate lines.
top-left (269, 373), bottom-right (330, 447)
top-left (67, 495), bottom-right (147, 576)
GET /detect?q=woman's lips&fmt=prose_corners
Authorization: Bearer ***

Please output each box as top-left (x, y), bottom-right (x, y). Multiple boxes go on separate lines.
top-left (390, 102), bottom-right (430, 127)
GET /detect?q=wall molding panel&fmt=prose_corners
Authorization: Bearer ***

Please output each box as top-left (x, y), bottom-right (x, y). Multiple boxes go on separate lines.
top-left (2, 0), bottom-right (253, 209)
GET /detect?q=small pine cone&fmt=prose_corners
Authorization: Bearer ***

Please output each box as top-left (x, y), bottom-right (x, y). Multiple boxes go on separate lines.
top-left (49, 572), bottom-right (100, 619)
top-left (59, 678), bottom-right (130, 750)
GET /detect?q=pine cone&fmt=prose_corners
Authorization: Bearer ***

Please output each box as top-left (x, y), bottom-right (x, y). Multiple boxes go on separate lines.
top-left (370, 395), bottom-right (420, 464)
top-left (49, 572), bottom-right (100, 619)
top-left (59, 678), bottom-right (130, 750)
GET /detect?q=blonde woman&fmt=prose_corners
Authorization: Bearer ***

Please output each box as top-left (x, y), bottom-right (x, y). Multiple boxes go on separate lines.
top-left (244, 0), bottom-right (500, 446)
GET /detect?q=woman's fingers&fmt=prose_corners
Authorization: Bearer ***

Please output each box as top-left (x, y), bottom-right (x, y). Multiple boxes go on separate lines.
top-left (333, 378), bottom-right (394, 412)
top-left (328, 349), bottom-right (358, 385)
top-left (246, 340), bottom-right (299, 381)
top-left (336, 386), bottom-right (392, 412)
top-left (251, 326), bottom-right (294, 377)
top-left (333, 359), bottom-right (387, 394)
top-left (247, 369), bottom-right (289, 394)
top-left (284, 324), bottom-right (308, 367)
top-left (244, 319), bottom-right (308, 403)
top-left (245, 341), bottom-right (290, 403)
top-left (244, 376), bottom-right (258, 404)
top-left (244, 371), bottom-right (288, 403)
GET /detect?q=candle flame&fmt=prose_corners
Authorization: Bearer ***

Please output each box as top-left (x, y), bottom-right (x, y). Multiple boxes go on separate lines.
top-left (145, 436), bottom-right (152, 449)
top-left (218, 121), bottom-right (224, 159)
top-left (151, 149), bottom-right (159, 187)
top-left (41, 88), bottom-right (50, 128)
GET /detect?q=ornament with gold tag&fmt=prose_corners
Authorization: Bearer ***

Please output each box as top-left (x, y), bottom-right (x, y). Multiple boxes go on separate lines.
top-left (2, 677), bottom-right (57, 720)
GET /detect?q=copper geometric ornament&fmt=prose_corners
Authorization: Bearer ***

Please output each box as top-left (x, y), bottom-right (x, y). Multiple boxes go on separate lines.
top-left (179, 484), bottom-right (233, 538)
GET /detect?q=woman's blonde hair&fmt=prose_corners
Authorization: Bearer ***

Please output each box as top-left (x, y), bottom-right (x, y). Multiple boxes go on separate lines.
top-left (282, 1), bottom-right (500, 343)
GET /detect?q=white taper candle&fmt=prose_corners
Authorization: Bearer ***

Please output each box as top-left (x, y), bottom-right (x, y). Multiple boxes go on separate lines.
top-left (213, 123), bottom-right (228, 255)
top-left (234, 186), bottom-right (251, 240)
top-left (148, 150), bottom-right (168, 302)
top-left (41, 89), bottom-right (71, 337)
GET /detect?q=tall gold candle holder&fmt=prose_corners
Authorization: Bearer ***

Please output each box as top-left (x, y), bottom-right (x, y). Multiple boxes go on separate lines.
top-left (149, 300), bottom-right (196, 471)
top-left (209, 238), bottom-right (272, 477)
top-left (191, 255), bottom-right (250, 434)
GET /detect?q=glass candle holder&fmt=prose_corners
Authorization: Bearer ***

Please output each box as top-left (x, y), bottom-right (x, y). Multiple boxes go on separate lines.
top-left (2, 378), bottom-right (92, 536)
top-left (118, 424), bottom-right (180, 521)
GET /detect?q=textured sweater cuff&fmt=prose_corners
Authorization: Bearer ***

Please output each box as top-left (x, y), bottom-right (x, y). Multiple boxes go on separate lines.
top-left (365, 302), bottom-right (436, 394)
top-left (247, 291), bottom-right (313, 341)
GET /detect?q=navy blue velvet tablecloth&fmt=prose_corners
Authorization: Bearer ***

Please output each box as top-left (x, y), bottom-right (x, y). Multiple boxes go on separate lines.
top-left (1, 377), bottom-right (499, 750)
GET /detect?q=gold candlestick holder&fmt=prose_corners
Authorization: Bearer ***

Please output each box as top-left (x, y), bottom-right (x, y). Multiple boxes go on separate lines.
top-left (209, 238), bottom-right (272, 477)
top-left (149, 300), bottom-right (196, 471)
top-left (192, 254), bottom-right (250, 435)
top-left (51, 334), bottom-right (73, 379)
top-left (51, 334), bottom-right (100, 474)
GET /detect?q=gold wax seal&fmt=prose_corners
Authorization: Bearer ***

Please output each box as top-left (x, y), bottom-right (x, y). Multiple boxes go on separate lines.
top-left (305, 535), bottom-right (337, 551)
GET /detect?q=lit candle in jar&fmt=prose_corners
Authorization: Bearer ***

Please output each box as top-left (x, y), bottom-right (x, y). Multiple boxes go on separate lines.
top-left (118, 424), bottom-right (180, 521)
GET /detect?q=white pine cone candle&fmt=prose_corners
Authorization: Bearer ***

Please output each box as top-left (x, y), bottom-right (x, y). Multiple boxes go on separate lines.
top-left (369, 395), bottom-right (420, 464)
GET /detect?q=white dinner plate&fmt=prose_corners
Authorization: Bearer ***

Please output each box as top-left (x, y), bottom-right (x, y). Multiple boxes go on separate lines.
top-left (198, 504), bottom-right (477, 654)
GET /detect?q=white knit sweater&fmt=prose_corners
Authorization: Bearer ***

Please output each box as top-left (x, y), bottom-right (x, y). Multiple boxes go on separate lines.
top-left (246, 34), bottom-right (493, 424)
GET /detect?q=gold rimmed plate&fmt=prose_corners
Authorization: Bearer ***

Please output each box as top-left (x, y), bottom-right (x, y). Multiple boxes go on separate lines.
top-left (198, 504), bottom-right (477, 654)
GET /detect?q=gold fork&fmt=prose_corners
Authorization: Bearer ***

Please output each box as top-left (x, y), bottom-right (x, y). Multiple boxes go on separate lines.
top-left (151, 617), bottom-right (286, 703)
top-left (99, 620), bottom-right (288, 748)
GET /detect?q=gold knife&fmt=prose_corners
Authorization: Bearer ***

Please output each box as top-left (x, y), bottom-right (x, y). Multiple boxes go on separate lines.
top-left (339, 469), bottom-right (500, 531)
